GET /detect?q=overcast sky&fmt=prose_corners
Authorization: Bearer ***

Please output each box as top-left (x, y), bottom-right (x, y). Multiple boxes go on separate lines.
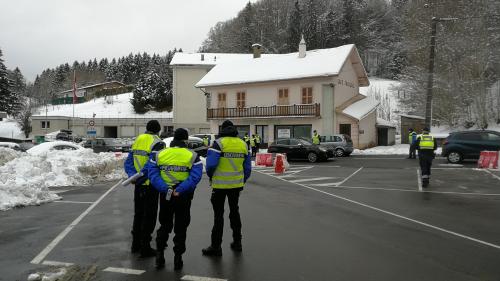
top-left (0, 0), bottom-right (256, 81)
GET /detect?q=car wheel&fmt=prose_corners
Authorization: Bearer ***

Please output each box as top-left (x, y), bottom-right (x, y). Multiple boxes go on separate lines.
top-left (308, 152), bottom-right (318, 163)
top-left (335, 148), bottom-right (345, 157)
top-left (447, 151), bottom-right (463, 164)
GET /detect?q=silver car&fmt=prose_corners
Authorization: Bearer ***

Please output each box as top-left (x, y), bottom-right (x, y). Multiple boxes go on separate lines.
top-left (320, 134), bottom-right (353, 157)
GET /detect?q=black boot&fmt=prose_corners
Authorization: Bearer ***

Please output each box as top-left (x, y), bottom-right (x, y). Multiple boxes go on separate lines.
top-left (155, 250), bottom-right (165, 269)
top-left (140, 244), bottom-right (156, 258)
top-left (230, 241), bottom-right (242, 252)
top-left (174, 255), bottom-right (183, 270)
top-left (202, 245), bottom-right (222, 256)
top-left (422, 178), bottom-right (429, 188)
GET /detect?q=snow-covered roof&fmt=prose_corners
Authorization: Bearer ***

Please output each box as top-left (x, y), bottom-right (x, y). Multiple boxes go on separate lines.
top-left (342, 97), bottom-right (380, 120)
top-left (196, 44), bottom-right (369, 87)
top-left (33, 92), bottom-right (173, 119)
top-left (376, 118), bottom-right (396, 128)
top-left (170, 52), bottom-right (277, 66)
top-left (58, 81), bottom-right (125, 94)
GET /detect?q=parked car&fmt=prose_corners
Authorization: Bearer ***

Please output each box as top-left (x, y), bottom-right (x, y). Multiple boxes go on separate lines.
top-left (442, 130), bottom-right (500, 163)
top-left (164, 136), bottom-right (208, 157)
top-left (83, 138), bottom-right (129, 153)
top-left (320, 134), bottom-right (354, 157)
top-left (192, 133), bottom-right (217, 146)
top-left (27, 141), bottom-right (83, 155)
top-left (267, 138), bottom-right (334, 163)
top-left (0, 142), bottom-right (23, 151)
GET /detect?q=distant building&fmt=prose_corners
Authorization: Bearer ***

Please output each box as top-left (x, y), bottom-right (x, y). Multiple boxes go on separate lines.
top-left (0, 111), bottom-right (6, 121)
top-left (53, 81), bottom-right (127, 105)
top-left (195, 41), bottom-right (379, 149)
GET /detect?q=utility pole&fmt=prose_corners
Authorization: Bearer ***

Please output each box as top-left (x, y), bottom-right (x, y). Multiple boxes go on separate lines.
top-left (424, 17), bottom-right (458, 129)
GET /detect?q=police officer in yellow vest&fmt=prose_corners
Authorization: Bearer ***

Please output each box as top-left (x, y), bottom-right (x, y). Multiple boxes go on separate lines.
top-left (202, 120), bottom-right (252, 256)
top-left (250, 134), bottom-right (257, 157)
top-left (254, 133), bottom-right (261, 152)
top-left (124, 120), bottom-right (165, 257)
top-left (312, 130), bottom-right (321, 145)
top-left (415, 127), bottom-right (437, 188)
top-left (146, 128), bottom-right (203, 270)
top-left (408, 128), bottom-right (417, 159)
top-left (203, 135), bottom-right (209, 147)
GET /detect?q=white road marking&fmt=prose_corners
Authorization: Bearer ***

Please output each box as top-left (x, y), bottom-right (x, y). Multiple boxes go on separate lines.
top-left (31, 180), bottom-right (123, 265)
top-left (334, 167), bottom-right (363, 186)
top-left (289, 177), bottom-right (335, 183)
top-left (181, 275), bottom-right (227, 281)
top-left (258, 171), bottom-right (500, 250)
top-left (53, 200), bottom-right (93, 204)
top-left (417, 169), bottom-right (422, 192)
top-left (335, 185), bottom-right (500, 196)
top-left (42, 260), bottom-right (74, 267)
top-left (313, 165), bottom-right (341, 168)
top-left (484, 169), bottom-right (500, 181)
top-left (438, 164), bottom-right (464, 167)
top-left (103, 267), bottom-right (145, 275)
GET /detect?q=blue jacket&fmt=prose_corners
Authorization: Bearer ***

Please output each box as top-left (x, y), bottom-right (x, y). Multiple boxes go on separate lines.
top-left (145, 151), bottom-right (203, 195)
top-left (206, 140), bottom-right (252, 183)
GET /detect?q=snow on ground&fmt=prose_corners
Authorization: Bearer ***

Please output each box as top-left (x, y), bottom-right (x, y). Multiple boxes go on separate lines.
top-left (0, 148), bottom-right (23, 166)
top-left (0, 118), bottom-right (23, 139)
top-left (353, 144), bottom-right (442, 156)
top-left (33, 92), bottom-right (172, 119)
top-left (0, 148), bottom-right (126, 211)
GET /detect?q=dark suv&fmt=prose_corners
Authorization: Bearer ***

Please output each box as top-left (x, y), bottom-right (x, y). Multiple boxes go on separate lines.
top-left (268, 138), bottom-right (334, 162)
top-left (442, 130), bottom-right (500, 163)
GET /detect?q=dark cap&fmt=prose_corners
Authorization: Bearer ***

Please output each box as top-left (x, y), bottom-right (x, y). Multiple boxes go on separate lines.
top-left (422, 127), bottom-right (430, 132)
top-left (146, 120), bottom-right (161, 134)
top-left (221, 120), bottom-right (234, 129)
top-left (174, 128), bottom-right (189, 141)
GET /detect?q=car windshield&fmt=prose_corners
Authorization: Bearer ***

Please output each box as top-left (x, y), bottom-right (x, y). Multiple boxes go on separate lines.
top-left (298, 139), bottom-right (312, 145)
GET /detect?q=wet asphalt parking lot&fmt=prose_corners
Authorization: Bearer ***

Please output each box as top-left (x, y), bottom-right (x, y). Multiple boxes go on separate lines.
top-left (1, 155), bottom-right (500, 281)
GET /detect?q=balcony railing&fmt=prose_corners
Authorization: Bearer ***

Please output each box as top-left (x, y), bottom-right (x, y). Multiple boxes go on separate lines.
top-left (207, 103), bottom-right (320, 119)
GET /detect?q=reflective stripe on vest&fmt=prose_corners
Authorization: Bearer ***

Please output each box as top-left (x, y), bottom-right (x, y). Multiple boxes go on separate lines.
top-left (418, 135), bottom-right (434, 150)
top-left (312, 134), bottom-right (320, 144)
top-left (213, 137), bottom-right (248, 189)
top-left (157, 147), bottom-right (197, 186)
top-left (131, 134), bottom-right (161, 185)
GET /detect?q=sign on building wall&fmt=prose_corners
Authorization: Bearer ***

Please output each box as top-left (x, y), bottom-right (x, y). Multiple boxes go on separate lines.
top-left (277, 129), bottom-right (291, 139)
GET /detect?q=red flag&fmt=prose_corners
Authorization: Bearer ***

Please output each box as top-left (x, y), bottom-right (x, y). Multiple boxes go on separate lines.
top-left (72, 70), bottom-right (77, 104)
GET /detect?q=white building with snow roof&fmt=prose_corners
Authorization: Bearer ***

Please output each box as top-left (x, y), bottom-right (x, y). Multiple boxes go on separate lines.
top-left (194, 40), bottom-right (379, 149)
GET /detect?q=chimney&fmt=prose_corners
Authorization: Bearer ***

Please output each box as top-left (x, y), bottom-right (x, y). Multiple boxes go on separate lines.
top-left (201, 54), bottom-right (205, 61)
top-left (252, 43), bottom-right (262, 58)
top-left (299, 35), bottom-right (306, 58)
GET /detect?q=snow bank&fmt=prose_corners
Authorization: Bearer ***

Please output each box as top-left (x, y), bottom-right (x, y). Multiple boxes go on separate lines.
top-left (0, 147), bottom-right (22, 166)
top-left (0, 149), bottom-right (125, 211)
top-left (353, 144), bottom-right (442, 155)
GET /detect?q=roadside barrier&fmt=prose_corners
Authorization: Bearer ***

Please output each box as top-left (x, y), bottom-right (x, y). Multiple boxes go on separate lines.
top-left (477, 151), bottom-right (499, 169)
top-left (274, 154), bottom-right (285, 174)
top-left (256, 153), bottom-right (273, 167)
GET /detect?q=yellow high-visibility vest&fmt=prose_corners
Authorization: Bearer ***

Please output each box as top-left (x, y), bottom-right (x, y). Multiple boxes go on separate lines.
top-left (212, 137), bottom-right (248, 189)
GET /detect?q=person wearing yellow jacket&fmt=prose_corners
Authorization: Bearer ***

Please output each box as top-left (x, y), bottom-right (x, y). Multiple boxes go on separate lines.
top-left (415, 127), bottom-right (437, 188)
top-left (202, 120), bottom-right (252, 256)
top-left (124, 120), bottom-right (164, 257)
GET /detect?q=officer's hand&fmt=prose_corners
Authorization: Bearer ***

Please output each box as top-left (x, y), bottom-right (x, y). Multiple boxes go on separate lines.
top-left (173, 191), bottom-right (180, 197)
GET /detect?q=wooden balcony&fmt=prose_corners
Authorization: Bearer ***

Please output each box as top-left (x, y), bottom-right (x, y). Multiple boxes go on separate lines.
top-left (207, 103), bottom-right (320, 119)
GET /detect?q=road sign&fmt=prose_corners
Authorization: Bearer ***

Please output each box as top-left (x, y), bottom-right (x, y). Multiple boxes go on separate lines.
top-left (88, 120), bottom-right (95, 127)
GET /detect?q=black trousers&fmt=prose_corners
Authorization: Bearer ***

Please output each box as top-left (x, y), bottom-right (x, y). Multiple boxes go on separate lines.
top-left (156, 194), bottom-right (192, 255)
top-left (419, 154), bottom-right (434, 178)
top-left (409, 146), bottom-right (416, 159)
top-left (210, 188), bottom-right (242, 247)
top-left (132, 184), bottom-right (159, 246)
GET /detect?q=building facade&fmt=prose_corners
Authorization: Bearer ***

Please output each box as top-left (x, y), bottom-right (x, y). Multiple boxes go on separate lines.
top-left (196, 43), bottom-right (378, 149)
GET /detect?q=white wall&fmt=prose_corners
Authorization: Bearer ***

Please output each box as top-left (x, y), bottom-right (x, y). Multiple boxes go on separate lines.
top-left (358, 110), bottom-right (377, 149)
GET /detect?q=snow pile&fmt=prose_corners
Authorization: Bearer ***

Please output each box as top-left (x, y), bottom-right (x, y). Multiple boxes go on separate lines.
top-left (0, 147), bottom-right (22, 166)
top-left (33, 92), bottom-right (172, 119)
top-left (0, 118), bottom-right (23, 139)
top-left (353, 144), bottom-right (442, 156)
top-left (0, 149), bottom-right (125, 211)
top-left (27, 267), bottom-right (67, 281)
top-left (342, 96), bottom-right (380, 120)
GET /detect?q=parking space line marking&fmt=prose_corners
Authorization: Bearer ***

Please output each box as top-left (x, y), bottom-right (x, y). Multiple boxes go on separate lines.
top-left (290, 177), bottom-right (335, 183)
top-left (42, 260), bottom-right (74, 267)
top-left (53, 200), bottom-right (93, 204)
top-left (31, 180), bottom-right (123, 265)
top-left (417, 169), bottom-right (422, 192)
top-left (334, 167), bottom-right (363, 186)
top-left (335, 185), bottom-right (500, 196)
top-left (181, 275), bottom-right (227, 281)
top-left (258, 171), bottom-right (500, 250)
top-left (103, 267), bottom-right (144, 275)
top-left (484, 169), bottom-right (500, 181)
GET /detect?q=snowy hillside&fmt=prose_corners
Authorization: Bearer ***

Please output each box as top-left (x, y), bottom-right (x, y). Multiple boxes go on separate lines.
top-left (361, 77), bottom-right (402, 123)
top-left (34, 92), bottom-right (173, 119)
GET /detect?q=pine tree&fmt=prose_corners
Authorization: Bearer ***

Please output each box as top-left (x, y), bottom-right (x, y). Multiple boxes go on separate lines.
top-left (303, 0), bottom-right (320, 50)
top-left (287, 1), bottom-right (302, 52)
top-left (0, 49), bottom-right (20, 115)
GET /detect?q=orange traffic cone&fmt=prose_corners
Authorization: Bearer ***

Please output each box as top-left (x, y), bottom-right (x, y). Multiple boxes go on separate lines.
top-left (275, 154), bottom-right (285, 174)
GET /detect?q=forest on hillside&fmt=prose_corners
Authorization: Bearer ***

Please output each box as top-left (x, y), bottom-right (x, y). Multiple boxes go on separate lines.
top-left (200, 0), bottom-right (500, 128)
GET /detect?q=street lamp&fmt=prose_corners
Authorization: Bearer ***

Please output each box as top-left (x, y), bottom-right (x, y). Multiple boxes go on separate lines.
top-left (424, 17), bottom-right (458, 129)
